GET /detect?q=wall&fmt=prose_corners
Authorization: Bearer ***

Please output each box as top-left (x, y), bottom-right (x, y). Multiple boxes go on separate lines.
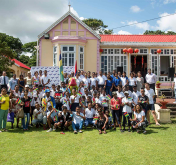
top-left (9, 65), bottom-right (30, 78)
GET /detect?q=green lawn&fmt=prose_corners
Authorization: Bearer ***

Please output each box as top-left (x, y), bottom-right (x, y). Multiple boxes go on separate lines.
top-left (0, 118), bottom-right (176, 165)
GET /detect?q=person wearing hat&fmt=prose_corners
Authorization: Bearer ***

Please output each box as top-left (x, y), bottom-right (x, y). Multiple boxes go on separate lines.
top-left (122, 91), bottom-right (133, 132)
top-left (42, 89), bottom-right (56, 112)
top-left (110, 92), bottom-right (123, 132)
top-left (25, 71), bottom-right (32, 88)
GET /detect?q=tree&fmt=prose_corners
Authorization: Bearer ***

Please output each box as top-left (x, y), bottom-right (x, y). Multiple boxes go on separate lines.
top-left (144, 30), bottom-right (176, 35)
top-left (82, 18), bottom-right (113, 34)
top-left (19, 54), bottom-right (30, 66)
top-left (0, 42), bottom-right (15, 74)
top-left (22, 41), bottom-right (37, 57)
top-left (28, 54), bottom-right (37, 67)
top-left (0, 33), bottom-right (23, 59)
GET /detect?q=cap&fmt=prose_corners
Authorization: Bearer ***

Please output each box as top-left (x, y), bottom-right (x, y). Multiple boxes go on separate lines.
top-left (25, 85), bottom-right (29, 88)
top-left (27, 71), bottom-right (31, 74)
top-left (112, 92), bottom-right (117, 95)
top-left (45, 89), bottom-right (50, 93)
top-left (124, 91), bottom-right (129, 94)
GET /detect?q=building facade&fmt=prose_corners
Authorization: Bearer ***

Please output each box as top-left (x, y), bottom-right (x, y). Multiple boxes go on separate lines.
top-left (37, 11), bottom-right (176, 84)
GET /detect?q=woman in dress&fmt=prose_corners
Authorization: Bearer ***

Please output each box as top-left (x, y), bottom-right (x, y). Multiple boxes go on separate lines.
top-left (128, 72), bottom-right (136, 92)
top-left (25, 71), bottom-right (32, 88)
top-left (32, 71), bottom-right (40, 86)
top-left (18, 75), bottom-right (25, 93)
top-left (136, 71), bottom-right (144, 91)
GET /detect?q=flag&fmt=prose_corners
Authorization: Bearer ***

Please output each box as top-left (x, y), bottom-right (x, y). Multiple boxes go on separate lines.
top-left (0, 97), bottom-right (2, 101)
top-left (115, 105), bottom-right (118, 109)
top-left (106, 95), bottom-right (111, 100)
top-left (16, 98), bottom-right (19, 104)
top-left (93, 117), bottom-right (99, 121)
top-left (102, 101), bottom-right (106, 105)
top-left (59, 53), bottom-right (64, 82)
top-left (74, 60), bottom-right (77, 76)
top-left (77, 92), bottom-right (82, 96)
top-left (124, 112), bottom-right (129, 117)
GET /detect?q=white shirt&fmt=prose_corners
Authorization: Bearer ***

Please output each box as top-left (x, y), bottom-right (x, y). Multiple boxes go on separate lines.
top-left (97, 75), bottom-right (106, 85)
top-left (0, 76), bottom-right (9, 85)
top-left (95, 97), bottom-right (102, 104)
top-left (129, 77), bottom-right (136, 86)
top-left (79, 87), bottom-right (85, 96)
top-left (75, 77), bottom-right (81, 87)
top-left (128, 90), bottom-right (133, 98)
top-left (61, 97), bottom-right (70, 110)
top-left (100, 95), bottom-right (108, 107)
top-left (85, 108), bottom-right (95, 118)
top-left (33, 108), bottom-right (43, 120)
top-left (13, 90), bottom-right (21, 97)
top-left (116, 91), bottom-right (125, 98)
top-left (82, 78), bottom-right (90, 88)
top-left (42, 75), bottom-right (50, 84)
top-left (122, 97), bottom-right (133, 113)
top-left (31, 97), bottom-right (40, 106)
top-left (90, 77), bottom-right (97, 86)
top-left (121, 77), bottom-right (128, 86)
top-left (173, 78), bottom-right (176, 89)
top-left (39, 75), bottom-right (43, 83)
top-left (79, 75), bottom-right (84, 80)
top-left (134, 110), bottom-right (145, 121)
top-left (145, 88), bottom-right (155, 104)
top-left (132, 91), bottom-right (141, 104)
top-left (146, 73), bottom-right (157, 84)
top-left (72, 112), bottom-right (84, 124)
top-left (70, 94), bottom-right (80, 103)
top-left (50, 89), bottom-right (55, 97)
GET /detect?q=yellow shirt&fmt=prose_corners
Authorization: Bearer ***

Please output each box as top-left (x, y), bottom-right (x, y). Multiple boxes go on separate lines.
top-left (0, 95), bottom-right (9, 110)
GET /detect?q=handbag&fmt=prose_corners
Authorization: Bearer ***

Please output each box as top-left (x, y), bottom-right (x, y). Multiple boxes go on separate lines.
top-left (16, 108), bottom-right (24, 118)
top-left (7, 112), bottom-right (14, 123)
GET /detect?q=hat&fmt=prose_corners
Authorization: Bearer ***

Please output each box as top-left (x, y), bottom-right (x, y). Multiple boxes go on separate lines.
top-left (45, 89), bottom-right (50, 93)
top-left (124, 91), bottom-right (129, 94)
top-left (33, 93), bottom-right (37, 97)
top-left (112, 92), bottom-right (117, 95)
top-left (27, 71), bottom-right (31, 74)
top-left (25, 85), bottom-right (29, 88)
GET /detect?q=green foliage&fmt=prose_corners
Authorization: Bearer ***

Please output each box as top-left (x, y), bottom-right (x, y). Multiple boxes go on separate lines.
top-left (0, 33), bottom-right (23, 59)
top-left (82, 18), bottom-right (113, 34)
top-left (19, 54), bottom-right (30, 65)
top-left (144, 30), bottom-right (176, 35)
top-left (22, 41), bottom-right (37, 57)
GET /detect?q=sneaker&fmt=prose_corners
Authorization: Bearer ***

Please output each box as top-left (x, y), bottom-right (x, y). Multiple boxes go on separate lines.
top-left (128, 129), bottom-right (131, 132)
top-left (143, 130), bottom-right (147, 134)
top-left (46, 128), bottom-right (53, 132)
top-left (120, 129), bottom-right (124, 133)
top-left (53, 128), bottom-right (56, 131)
top-left (74, 131), bottom-right (77, 134)
top-left (29, 124), bottom-right (33, 127)
top-left (79, 130), bottom-right (83, 133)
top-left (123, 128), bottom-right (126, 131)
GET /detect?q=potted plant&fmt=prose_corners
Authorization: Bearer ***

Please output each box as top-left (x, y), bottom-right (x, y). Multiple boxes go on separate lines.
top-left (159, 94), bottom-right (168, 109)
top-left (156, 81), bottom-right (161, 88)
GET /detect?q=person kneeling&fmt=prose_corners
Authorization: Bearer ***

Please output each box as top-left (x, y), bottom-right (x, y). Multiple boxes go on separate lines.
top-left (95, 108), bottom-right (109, 134)
top-left (54, 106), bottom-right (72, 133)
top-left (130, 104), bottom-right (147, 134)
top-left (32, 103), bottom-right (47, 130)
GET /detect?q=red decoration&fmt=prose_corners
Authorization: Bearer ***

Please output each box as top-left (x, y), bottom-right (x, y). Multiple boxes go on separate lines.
top-left (99, 49), bottom-right (103, 54)
top-left (134, 56), bottom-right (136, 68)
top-left (134, 48), bottom-right (139, 53)
top-left (156, 83), bottom-right (161, 88)
top-left (157, 49), bottom-right (161, 54)
top-left (159, 101), bottom-right (168, 109)
top-left (127, 48), bottom-right (133, 54)
top-left (123, 48), bottom-right (128, 54)
top-left (142, 56), bottom-right (144, 67)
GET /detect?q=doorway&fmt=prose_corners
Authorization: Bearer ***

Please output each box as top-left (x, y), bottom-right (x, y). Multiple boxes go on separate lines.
top-left (131, 55), bottom-right (147, 77)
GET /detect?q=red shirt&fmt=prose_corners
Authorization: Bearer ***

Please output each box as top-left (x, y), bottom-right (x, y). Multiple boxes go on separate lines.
top-left (111, 97), bottom-right (121, 110)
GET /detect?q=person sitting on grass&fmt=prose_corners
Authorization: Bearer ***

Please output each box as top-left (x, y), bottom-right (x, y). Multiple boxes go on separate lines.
top-left (32, 103), bottom-right (47, 130)
top-left (84, 102), bottom-right (96, 128)
top-left (95, 108), bottom-right (109, 134)
top-left (54, 106), bottom-right (72, 133)
top-left (71, 106), bottom-right (85, 134)
top-left (130, 104), bottom-right (147, 134)
top-left (46, 104), bottom-right (60, 132)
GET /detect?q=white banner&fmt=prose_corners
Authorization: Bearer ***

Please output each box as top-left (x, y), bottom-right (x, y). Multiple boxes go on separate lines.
top-left (31, 66), bottom-right (74, 87)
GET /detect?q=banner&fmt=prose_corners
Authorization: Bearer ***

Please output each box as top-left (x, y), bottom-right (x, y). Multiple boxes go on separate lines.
top-left (31, 66), bottom-right (74, 87)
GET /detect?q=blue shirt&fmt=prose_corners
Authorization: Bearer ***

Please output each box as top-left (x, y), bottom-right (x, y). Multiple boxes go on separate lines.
top-left (113, 77), bottom-right (121, 86)
top-left (61, 87), bottom-right (71, 97)
top-left (110, 74), bottom-right (115, 79)
top-left (9, 78), bottom-right (18, 90)
top-left (106, 79), bottom-right (113, 87)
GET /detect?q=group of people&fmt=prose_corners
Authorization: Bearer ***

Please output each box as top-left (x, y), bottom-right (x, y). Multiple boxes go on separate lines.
top-left (0, 68), bottom-right (161, 134)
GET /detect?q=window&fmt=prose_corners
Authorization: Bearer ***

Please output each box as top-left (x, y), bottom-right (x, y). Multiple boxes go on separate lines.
top-left (79, 47), bottom-right (84, 70)
top-left (61, 46), bottom-right (75, 66)
top-left (140, 49), bottom-right (148, 54)
top-left (53, 46), bottom-right (57, 66)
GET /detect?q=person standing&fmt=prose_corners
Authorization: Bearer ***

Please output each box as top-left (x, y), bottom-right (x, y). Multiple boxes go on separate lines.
top-left (42, 70), bottom-right (50, 87)
top-left (136, 71), bottom-right (144, 91)
top-left (145, 83), bottom-right (160, 125)
top-left (25, 71), bottom-right (32, 88)
top-left (104, 74), bottom-right (113, 96)
top-left (0, 88), bottom-right (11, 132)
top-left (145, 69), bottom-right (157, 92)
top-left (38, 70), bottom-right (43, 84)
top-left (18, 75), bottom-right (25, 93)
top-left (112, 73), bottom-right (122, 91)
top-left (172, 73), bottom-right (176, 103)
top-left (9, 74), bottom-right (18, 91)
top-left (32, 71), bottom-right (40, 86)
top-left (96, 71), bottom-right (106, 89)
top-left (0, 71), bottom-right (9, 92)
top-left (128, 72), bottom-right (136, 92)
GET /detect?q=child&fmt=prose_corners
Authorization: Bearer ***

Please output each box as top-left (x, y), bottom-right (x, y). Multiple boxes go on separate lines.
top-left (122, 91), bottom-right (133, 132)
top-left (80, 96), bottom-right (86, 113)
top-left (100, 89), bottom-right (108, 113)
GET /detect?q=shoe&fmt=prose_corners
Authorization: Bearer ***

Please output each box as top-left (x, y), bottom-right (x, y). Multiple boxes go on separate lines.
top-left (120, 129), bottom-right (124, 133)
top-left (79, 130), bottom-right (83, 133)
top-left (123, 128), bottom-right (126, 131)
top-left (128, 129), bottom-right (131, 132)
top-left (29, 125), bottom-right (33, 127)
top-left (74, 131), bottom-right (78, 134)
top-left (143, 130), bottom-right (147, 134)
top-left (173, 101), bottom-right (176, 103)
top-left (113, 128), bottom-right (116, 131)
top-left (47, 128), bottom-right (53, 132)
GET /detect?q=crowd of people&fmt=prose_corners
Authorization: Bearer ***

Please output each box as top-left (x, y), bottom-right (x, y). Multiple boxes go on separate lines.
top-left (0, 68), bottom-right (161, 134)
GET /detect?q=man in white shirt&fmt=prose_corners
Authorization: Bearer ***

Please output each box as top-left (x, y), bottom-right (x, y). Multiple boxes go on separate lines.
top-left (0, 71), bottom-right (9, 91)
top-left (96, 71), bottom-right (106, 89)
top-left (90, 72), bottom-right (97, 88)
top-left (145, 69), bottom-right (157, 92)
top-left (42, 70), bottom-right (50, 87)
top-left (132, 86), bottom-right (141, 106)
top-left (84, 102), bottom-right (95, 127)
top-left (79, 71), bottom-right (85, 80)
top-left (82, 73), bottom-right (90, 89)
top-left (145, 83), bottom-right (160, 126)
top-left (71, 106), bottom-right (85, 134)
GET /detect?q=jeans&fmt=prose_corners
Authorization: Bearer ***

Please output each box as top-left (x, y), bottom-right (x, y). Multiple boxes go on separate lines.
top-left (85, 118), bottom-right (94, 127)
top-left (32, 116), bottom-right (47, 125)
top-left (72, 121), bottom-right (83, 131)
top-left (22, 113), bottom-right (30, 129)
top-left (105, 86), bottom-right (112, 97)
top-left (0, 109), bottom-right (8, 129)
top-left (122, 112), bottom-right (132, 127)
top-left (111, 110), bottom-right (121, 125)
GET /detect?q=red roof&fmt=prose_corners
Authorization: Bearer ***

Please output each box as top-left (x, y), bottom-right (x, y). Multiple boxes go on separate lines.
top-left (100, 35), bottom-right (176, 42)
top-left (12, 59), bottom-right (31, 70)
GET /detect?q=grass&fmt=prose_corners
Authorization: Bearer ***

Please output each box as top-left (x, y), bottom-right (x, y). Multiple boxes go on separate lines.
top-left (0, 118), bottom-right (176, 165)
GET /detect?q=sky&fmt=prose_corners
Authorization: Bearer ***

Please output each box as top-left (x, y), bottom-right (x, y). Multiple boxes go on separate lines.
top-left (0, 0), bottom-right (176, 44)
